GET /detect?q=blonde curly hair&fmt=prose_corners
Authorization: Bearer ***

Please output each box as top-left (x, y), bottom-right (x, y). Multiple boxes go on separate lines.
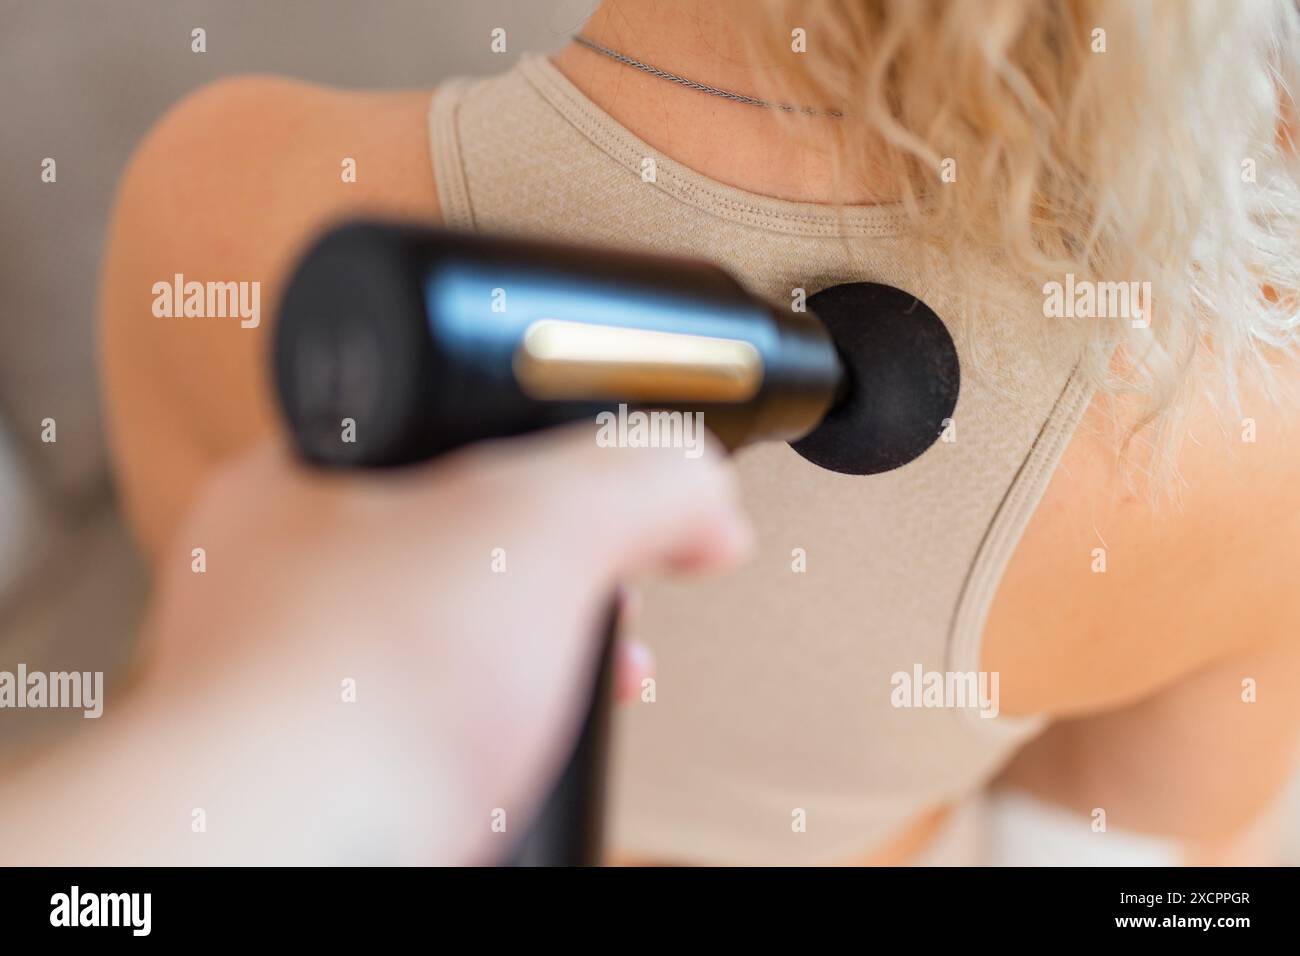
top-left (751, 0), bottom-right (1300, 477)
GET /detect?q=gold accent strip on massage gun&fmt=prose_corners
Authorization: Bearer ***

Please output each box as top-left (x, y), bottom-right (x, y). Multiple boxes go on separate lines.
top-left (513, 319), bottom-right (763, 402)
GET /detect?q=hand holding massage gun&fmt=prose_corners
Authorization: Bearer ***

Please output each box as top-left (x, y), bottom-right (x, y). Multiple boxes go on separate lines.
top-left (273, 221), bottom-right (959, 865)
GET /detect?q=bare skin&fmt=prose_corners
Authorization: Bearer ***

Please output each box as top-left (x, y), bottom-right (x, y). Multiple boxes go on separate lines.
top-left (101, 1), bottom-right (1300, 864)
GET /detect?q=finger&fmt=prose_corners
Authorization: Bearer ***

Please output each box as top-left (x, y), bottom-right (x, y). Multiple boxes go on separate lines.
top-left (614, 640), bottom-right (654, 702)
top-left (369, 421), bottom-right (755, 585)
top-left (523, 424), bottom-right (756, 579)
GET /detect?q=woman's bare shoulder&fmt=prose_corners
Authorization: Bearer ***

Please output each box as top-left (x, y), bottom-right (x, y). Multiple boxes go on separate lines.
top-left (114, 75), bottom-right (442, 242)
top-left (985, 360), bottom-right (1300, 718)
top-left (101, 76), bottom-right (441, 559)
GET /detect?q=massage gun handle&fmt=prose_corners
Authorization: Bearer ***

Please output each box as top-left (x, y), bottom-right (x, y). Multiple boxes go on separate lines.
top-left (505, 599), bottom-right (618, 866)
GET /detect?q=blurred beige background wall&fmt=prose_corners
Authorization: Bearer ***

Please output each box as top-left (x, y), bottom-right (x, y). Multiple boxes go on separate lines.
top-left (0, 0), bottom-right (588, 754)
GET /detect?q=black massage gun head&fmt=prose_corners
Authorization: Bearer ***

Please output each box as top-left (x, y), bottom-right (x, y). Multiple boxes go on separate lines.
top-left (792, 282), bottom-right (960, 476)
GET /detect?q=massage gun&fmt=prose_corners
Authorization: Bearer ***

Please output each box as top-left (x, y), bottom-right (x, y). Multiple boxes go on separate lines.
top-left (273, 221), bottom-right (959, 864)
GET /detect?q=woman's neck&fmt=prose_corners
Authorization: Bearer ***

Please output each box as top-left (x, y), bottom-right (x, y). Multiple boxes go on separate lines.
top-left (551, 1), bottom-right (891, 205)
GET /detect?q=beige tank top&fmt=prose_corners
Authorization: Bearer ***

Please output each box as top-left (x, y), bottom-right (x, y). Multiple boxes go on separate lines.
top-left (429, 55), bottom-right (1093, 865)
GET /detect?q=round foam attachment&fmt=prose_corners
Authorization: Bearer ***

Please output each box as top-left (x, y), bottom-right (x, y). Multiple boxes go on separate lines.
top-left (790, 282), bottom-right (959, 476)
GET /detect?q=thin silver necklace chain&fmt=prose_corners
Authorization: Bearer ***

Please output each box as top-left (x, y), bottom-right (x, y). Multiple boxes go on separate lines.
top-left (573, 35), bottom-right (843, 118)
